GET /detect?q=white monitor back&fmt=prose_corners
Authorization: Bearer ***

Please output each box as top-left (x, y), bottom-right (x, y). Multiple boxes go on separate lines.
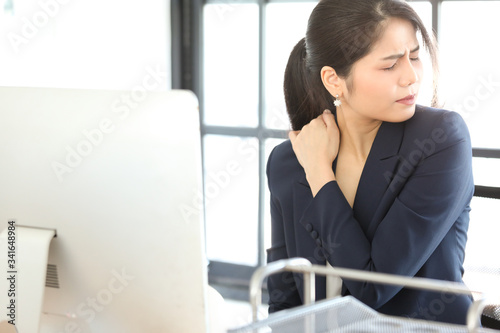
top-left (0, 87), bottom-right (208, 332)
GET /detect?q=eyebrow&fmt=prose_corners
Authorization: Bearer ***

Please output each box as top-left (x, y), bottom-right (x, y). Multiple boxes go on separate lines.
top-left (381, 45), bottom-right (420, 61)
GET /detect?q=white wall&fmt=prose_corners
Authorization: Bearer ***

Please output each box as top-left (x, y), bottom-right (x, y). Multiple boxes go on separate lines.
top-left (0, 0), bottom-right (171, 90)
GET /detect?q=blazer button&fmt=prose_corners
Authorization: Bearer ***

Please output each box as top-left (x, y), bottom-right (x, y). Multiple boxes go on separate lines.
top-left (311, 230), bottom-right (318, 239)
top-left (316, 239), bottom-right (322, 247)
top-left (305, 224), bottom-right (313, 232)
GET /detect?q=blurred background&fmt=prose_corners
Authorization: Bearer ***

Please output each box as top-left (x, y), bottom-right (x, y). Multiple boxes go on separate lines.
top-left (1, 0), bottom-right (499, 327)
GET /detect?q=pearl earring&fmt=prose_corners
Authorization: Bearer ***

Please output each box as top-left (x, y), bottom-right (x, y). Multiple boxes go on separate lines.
top-left (334, 94), bottom-right (342, 107)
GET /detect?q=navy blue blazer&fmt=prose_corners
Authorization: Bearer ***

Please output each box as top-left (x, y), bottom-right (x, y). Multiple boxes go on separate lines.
top-left (266, 106), bottom-right (474, 325)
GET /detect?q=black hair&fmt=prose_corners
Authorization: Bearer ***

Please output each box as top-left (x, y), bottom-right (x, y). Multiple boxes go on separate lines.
top-left (284, 0), bottom-right (439, 130)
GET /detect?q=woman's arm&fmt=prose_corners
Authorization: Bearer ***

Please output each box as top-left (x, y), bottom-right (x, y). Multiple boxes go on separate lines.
top-left (298, 111), bottom-right (474, 309)
top-left (266, 148), bottom-right (302, 313)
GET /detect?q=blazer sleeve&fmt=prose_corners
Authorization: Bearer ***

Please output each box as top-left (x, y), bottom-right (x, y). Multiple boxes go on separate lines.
top-left (300, 111), bottom-right (474, 309)
top-left (266, 148), bottom-right (303, 313)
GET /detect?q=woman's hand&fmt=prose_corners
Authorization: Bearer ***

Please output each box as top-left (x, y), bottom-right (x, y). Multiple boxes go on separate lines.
top-left (289, 110), bottom-right (340, 197)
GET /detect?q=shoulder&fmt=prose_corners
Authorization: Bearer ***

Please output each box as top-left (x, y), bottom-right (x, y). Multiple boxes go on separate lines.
top-left (266, 140), bottom-right (303, 190)
top-left (408, 105), bottom-right (469, 137)
top-left (401, 105), bottom-right (471, 154)
top-left (268, 140), bottom-right (294, 165)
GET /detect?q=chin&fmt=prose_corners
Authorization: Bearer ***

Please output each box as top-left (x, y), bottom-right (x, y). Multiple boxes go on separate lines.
top-left (386, 105), bottom-right (416, 123)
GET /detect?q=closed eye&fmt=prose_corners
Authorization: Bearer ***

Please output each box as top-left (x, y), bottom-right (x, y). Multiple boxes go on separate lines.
top-left (384, 63), bottom-right (397, 71)
top-left (384, 56), bottom-right (420, 71)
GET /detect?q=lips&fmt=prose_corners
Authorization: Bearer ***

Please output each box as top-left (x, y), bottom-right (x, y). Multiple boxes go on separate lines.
top-left (396, 94), bottom-right (416, 105)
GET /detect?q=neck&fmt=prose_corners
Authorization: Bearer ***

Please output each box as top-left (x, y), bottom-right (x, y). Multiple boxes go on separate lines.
top-left (336, 107), bottom-right (382, 161)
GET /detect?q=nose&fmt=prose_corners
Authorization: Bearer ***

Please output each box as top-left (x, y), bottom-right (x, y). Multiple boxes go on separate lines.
top-left (399, 58), bottom-right (419, 87)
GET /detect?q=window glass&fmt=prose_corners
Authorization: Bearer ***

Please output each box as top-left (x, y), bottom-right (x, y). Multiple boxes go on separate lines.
top-left (473, 157), bottom-right (500, 187)
top-left (464, 196), bottom-right (500, 300)
top-left (264, 2), bottom-right (316, 130)
top-left (204, 135), bottom-right (260, 266)
top-left (203, 4), bottom-right (260, 128)
top-left (440, 1), bottom-right (500, 149)
top-left (440, 0), bottom-right (500, 307)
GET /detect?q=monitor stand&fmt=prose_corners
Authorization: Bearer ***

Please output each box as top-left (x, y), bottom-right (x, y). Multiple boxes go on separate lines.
top-left (0, 225), bottom-right (56, 333)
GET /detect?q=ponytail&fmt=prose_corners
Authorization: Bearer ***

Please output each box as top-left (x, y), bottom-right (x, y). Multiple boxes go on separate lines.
top-left (284, 38), bottom-right (335, 131)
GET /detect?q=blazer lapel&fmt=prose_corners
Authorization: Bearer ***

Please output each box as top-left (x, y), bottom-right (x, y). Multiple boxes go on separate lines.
top-left (293, 120), bottom-right (405, 241)
top-left (353, 121), bottom-right (405, 241)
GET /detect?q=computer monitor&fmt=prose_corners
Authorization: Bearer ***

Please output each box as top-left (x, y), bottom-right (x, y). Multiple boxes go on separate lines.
top-left (0, 87), bottom-right (209, 332)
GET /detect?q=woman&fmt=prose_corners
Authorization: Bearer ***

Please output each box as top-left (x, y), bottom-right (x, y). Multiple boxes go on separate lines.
top-left (266, 0), bottom-right (474, 325)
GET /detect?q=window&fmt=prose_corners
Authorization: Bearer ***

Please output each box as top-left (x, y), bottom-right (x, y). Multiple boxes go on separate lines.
top-left (439, 0), bottom-right (500, 303)
top-left (174, 0), bottom-right (500, 302)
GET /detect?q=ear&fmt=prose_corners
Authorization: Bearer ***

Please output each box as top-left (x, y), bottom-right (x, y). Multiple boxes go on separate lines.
top-left (320, 66), bottom-right (342, 97)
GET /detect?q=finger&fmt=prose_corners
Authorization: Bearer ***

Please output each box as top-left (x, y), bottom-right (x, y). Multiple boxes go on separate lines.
top-left (313, 112), bottom-right (327, 124)
top-left (288, 130), bottom-right (300, 142)
top-left (310, 116), bottom-right (326, 128)
top-left (322, 109), bottom-right (336, 128)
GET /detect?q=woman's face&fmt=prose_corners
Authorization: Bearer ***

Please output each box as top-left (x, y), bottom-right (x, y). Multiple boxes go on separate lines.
top-left (340, 17), bottom-right (424, 123)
